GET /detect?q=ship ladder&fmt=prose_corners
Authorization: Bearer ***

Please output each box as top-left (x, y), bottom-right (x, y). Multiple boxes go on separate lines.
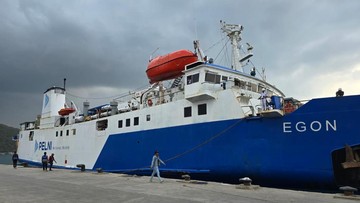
top-left (171, 76), bottom-right (183, 88)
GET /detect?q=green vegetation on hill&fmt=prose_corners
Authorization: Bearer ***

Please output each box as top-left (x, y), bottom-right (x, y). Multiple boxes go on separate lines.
top-left (0, 124), bottom-right (19, 152)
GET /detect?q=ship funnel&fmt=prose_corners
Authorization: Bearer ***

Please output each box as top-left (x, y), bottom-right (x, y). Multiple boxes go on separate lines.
top-left (39, 87), bottom-right (66, 129)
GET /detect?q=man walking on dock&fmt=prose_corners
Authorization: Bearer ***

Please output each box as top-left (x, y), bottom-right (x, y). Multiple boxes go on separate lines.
top-left (48, 153), bottom-right (57, 171)
top-left (41, 152), bottom-right (48, 171)
top-left (12, 151), bottom-right (19, 169)
top-left (150, 151), bottom-right (165, 183)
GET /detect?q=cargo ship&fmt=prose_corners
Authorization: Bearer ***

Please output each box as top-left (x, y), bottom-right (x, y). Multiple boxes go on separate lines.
top-left (16, 21), bottom-right (360, 189)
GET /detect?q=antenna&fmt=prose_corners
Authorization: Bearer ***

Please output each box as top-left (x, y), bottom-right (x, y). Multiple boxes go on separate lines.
top-left (220, 20), bottom-right (245, 72)
top-left (194, 18), bottom-right (198, 40)
top-left (149, 48), bottom-right (159, 61)
top-left (63, 78), bottom-right (66, 91)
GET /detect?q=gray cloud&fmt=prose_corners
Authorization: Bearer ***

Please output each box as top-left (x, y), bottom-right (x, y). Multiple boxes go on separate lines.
top-left (1, 0), bottom-right (360, 127)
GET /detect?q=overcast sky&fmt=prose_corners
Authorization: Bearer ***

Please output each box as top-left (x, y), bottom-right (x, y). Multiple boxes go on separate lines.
top-left (1, 0), bottom-right (360, 127)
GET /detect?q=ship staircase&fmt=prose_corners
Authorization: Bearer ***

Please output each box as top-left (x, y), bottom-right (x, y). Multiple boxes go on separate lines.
top-left (171, 76), bottom-right (183, 88)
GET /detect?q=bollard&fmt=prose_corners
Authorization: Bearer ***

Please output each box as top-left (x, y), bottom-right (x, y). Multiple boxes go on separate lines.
top-left (76, 164), bottom-right (85, 172)
top-left (181, 174), bottom-right (191, 181)
top-left (239, 177), bottom-right (252, 186)
top-left (339, 186), bottom-right (358, 196)
top-left (236, 177), bottom-right (260, 190)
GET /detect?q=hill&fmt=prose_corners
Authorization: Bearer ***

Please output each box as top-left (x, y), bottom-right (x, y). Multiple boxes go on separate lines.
top-left (0, 124), bottom-right (18, 152)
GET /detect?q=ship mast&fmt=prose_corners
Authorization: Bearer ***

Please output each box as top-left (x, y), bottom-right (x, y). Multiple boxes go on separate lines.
top-left (220, 20), bottom-right (253, 72)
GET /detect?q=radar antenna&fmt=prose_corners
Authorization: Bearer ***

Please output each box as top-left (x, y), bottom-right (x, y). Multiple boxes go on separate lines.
top-left (220, 20), bottom-right (253, 72)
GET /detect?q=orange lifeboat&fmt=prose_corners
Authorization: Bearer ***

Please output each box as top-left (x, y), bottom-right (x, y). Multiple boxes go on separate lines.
top-left (146, 49), bottom-right (198, 84)
top-left (58, 108), bottom-right (76, 116)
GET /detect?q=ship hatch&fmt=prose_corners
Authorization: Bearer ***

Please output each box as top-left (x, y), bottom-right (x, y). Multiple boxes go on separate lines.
top-left (332, 144), bottom-right (360, 187)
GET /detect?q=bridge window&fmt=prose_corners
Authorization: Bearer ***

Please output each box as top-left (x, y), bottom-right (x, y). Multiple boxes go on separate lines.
top-left (187, 73), bottom-right (199, 85)
top-left (126, 118), bottom-right (131, 127)
top-left (118, 120), bottom-right (123, 128)
top-left (60, 131), bottom-right (63, 137)
top-left (66, 130), bottom-right (69, 136)
top-left (146, 114), bottom-right (151, 121)
top-left (72, 129), bottom-right (76, 135)
top-left (184, 106), bottom-right (192, 117)
top-left (97, 120), bottom-right (108, 131)
top-left (205, 73), bottom-right (221, 84)
top-left (56, 131), bottom-right (58, 137)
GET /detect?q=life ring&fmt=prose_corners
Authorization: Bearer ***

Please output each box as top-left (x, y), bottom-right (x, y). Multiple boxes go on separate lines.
top-left (147, 99), bottom-right (153, 106)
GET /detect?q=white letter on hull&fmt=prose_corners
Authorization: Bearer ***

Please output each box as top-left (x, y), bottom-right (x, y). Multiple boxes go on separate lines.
top-left (326, 120), bottom-right (337, 131)
top-left (295, 122), bottom-right (306, 132)
top-left (310, 121), bottom-right (321, 132)
top-left (283, 122), bottom-right (292, 133)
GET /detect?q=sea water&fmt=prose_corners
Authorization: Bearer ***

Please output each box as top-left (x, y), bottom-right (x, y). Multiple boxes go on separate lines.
top-left (0, 153), bottom-right (12, 165)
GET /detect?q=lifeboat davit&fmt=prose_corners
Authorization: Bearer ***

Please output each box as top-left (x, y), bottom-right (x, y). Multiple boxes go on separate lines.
top-left (146, 49), bottom-right (198, 84)
top-left (58, 108), bottom-right (76, 116)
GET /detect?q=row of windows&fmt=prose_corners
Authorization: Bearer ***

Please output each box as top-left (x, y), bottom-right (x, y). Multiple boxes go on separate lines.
top-left (184, 103), bottom-right (207, 117)
top-left (27, 128), bottom-right (77, 140)
top-left (115, 114), bottom-right (152, 129)
top-left (55, 129), bottom-right (76, 137)
top-left (112, 104), bottom-right (207, 129)
top-left (29, 103), bottom-right (208, 137)
top-left (116, 104), bottom-right (207, 128)
top-left (118, 116), bottom-right (140, 128)
top-left (100, 104), bottom-right (207, 130)
top-left (187, 73), bottom-right (223, 85)
top-left (187, 72), bottom-right (268, 94)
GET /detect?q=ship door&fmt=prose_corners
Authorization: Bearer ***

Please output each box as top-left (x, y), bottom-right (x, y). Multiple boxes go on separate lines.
top-left (332, 144), bottom-right (360, 187)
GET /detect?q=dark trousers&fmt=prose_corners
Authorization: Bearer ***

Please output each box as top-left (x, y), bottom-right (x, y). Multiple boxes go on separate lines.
top-left (49, 162), bottom-right (53, 171)
top-left (42, 161), bottom-right (48, 171)
top-left (12, 160), bottom-right (17, 168)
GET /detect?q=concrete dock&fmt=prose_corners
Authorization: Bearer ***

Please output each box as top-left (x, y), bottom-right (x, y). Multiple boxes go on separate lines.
top-left (0, 164), bottom-right (357, 203)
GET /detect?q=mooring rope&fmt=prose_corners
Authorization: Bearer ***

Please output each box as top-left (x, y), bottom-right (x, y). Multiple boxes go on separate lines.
top-left (164, 119), bottom-right (243, 163)
top-left (118, 118), bottom-right (245, 173)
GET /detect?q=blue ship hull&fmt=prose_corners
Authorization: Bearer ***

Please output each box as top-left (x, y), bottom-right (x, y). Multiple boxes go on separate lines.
top-left (93, 95), bottom-right (360, 188)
